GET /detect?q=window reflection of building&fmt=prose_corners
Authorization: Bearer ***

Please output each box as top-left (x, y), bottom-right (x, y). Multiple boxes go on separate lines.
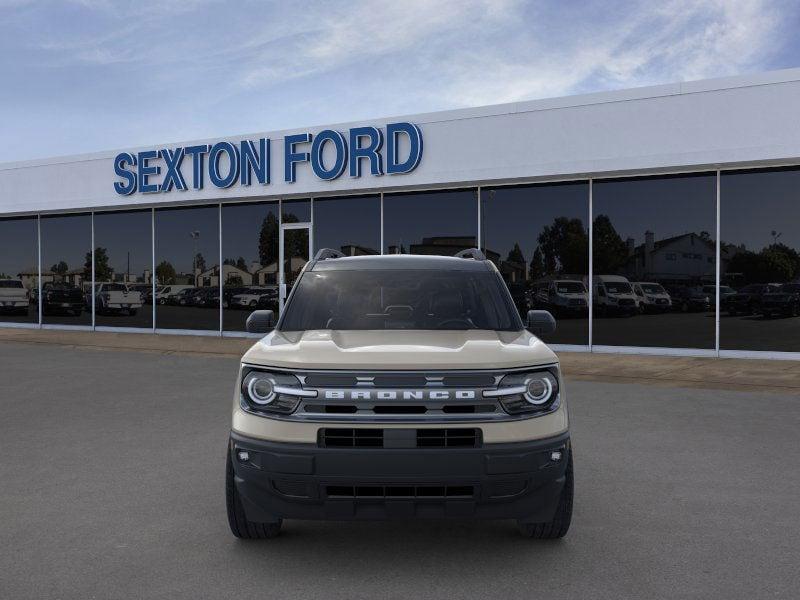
top-left (624, 231), bottom-right (716, 285)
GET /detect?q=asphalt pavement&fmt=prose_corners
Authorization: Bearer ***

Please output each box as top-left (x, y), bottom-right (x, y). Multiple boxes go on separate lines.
top-left (0, 341), bottom-right (798, 600)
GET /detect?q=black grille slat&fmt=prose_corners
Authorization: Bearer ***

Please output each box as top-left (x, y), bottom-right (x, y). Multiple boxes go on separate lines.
top-left (320, 428), bottom-right (481, 448)
top-left (321, 428), bottom-right (384, 447)
top-left (325, 485), bottom-right (475, 499)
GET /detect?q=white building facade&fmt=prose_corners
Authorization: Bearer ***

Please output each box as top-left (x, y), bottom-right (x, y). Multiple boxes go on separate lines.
top-left (2, 69), bottom-right (800, 358)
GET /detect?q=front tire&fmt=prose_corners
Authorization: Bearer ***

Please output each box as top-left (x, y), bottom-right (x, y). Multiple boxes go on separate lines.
top-left (518, 449), bottom-right (573, 539)
top-left (226, 451), bottom-right (282, 539)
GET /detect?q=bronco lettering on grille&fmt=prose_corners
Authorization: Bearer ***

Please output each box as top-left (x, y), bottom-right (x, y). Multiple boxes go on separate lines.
top-left (323, 390), bottom-right (477, 400)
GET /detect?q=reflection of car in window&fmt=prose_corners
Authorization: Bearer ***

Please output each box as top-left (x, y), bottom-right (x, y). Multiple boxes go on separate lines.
top-left (631, 282), bottom-right (672, 313)
top-left (231, 287), bottom-right (278, 309)
top-left (590, 275), bottom-right (637, 316)
top-left (0, 279), bottom-right (30, 315)
top-left (90, 282), bottom-right (143, 315)
top-left (666, 286), bottom-right (710, 313)
top-left (759, 283), bottom-right (800, 318)
top-left (155, 285), bottom-right (194, 305)
top-left (226, 249), bottom-right (572, 540)
top-left (725, 283), bottom-right (780, 316)
top-left (40, 282), bottom-right (84, 316)
top-left (533, 280), bottom-right (587, 317)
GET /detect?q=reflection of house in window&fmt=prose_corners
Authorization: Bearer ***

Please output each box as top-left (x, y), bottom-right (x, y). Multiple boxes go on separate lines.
top-left (339, 244), bottom-right (378, 256)
top-left (389, 236), bottom-right (481, 257)
top-left (625, 231), bottom-right (719, 283)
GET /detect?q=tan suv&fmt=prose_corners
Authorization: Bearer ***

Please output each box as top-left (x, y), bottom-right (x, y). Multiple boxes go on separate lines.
top-left (226, 249), bottom-right (572, 539)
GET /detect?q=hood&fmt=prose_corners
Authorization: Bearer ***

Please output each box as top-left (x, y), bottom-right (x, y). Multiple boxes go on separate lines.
top-left (242, 329), bottom-right (558, 370)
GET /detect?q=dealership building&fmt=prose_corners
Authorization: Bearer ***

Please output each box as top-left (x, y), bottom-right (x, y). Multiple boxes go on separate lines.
top-left (2, 68), bottom-right (800, 359)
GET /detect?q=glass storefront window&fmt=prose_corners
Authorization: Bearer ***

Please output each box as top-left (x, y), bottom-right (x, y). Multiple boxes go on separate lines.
top-left (721, 168), bottom-right (800, 352)
top-left (221, 202), bottom-right (279, 331)
top-left (383, 189), bottom-right (478, 255)
top-left (0, 217), bottom-right (39, 324)
top-left (313, 195), bottom-right (380, 256)
top-left (592, 173), bottom-right (717, 349)
top-left (282, 199), bottom-right (310, 223)
top-left (481, 182), bottom-right (589, 345)
top-left (154, 205), bottom-right (219, 331)
top-left (40, 213), bottom-right (92, 326)
top-left (93, 210), bottom-right (153, 329)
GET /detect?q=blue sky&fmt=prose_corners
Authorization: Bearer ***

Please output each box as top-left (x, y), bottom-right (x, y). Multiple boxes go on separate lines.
top-left (1, 0), bottom-right (799, 162)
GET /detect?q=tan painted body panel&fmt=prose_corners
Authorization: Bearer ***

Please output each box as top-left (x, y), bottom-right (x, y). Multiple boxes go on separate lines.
top-left (231, 402), bottom-right (568, 444)
top-left (241, 329), bottom-right (558, 370)
top-left (233, 328), bottom-right (567, 444)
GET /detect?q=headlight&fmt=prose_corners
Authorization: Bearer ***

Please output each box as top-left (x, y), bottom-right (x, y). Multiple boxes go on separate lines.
top-left (524, 375), bottom-right (553, 405)
top-left (240, 368), bottom-right (317, 415)
top-left (484, 368), bottom-right (560, 415)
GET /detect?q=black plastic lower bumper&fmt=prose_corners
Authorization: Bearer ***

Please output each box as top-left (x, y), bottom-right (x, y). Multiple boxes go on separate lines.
top-left (230, 430), bottom-right (570, 523)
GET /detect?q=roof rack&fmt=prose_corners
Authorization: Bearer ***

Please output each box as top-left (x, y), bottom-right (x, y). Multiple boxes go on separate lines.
top-left (454, 248), bottom-right (486, 261)
top-left (314, 248), bottom-right (346, 261)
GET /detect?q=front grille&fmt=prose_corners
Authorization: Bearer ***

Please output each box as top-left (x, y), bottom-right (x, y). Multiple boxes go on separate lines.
top-left (303, 373), bottom-right (496, 388)
top-left (618, 298), bottom-right (635, 306)
top-left (325, 485), bottom-right (475, 499)
top-left (417, 428), bottom-right (481, 447)
top-left (321, 428), bottom-right (384, 447)
top-left (319, 428), bottom-right (481, 448)
top-left (568, 298), bottom-right (586, 306)
top-left (303, 403), bottom-right (497, 417)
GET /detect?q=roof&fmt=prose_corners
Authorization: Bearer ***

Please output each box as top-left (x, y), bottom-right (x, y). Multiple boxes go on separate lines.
top-left (310, 253), bottom-right (491, 272)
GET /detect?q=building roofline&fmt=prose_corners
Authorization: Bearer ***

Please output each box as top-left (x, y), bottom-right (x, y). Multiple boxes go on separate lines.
top-left (3, 67), bottom-right (800, 170)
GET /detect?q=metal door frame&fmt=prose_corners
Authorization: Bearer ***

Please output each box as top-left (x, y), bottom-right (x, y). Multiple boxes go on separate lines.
top-left (278, 222), bottom-right (312, 311)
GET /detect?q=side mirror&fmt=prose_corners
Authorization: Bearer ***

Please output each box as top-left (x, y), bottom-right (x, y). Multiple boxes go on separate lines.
top-left (246, 309), bottom-right (275, 334)
top-left (526, 310), bottom-right (556, 336)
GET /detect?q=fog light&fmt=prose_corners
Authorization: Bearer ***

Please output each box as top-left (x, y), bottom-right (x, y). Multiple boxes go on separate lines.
top-left (550, 450), bottom-right (562, 462)
top-left (237, 450), bottom-right (250, 462)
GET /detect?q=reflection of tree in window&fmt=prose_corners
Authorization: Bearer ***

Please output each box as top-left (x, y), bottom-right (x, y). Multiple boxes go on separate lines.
top-left (592, 215), bottom-right (628, 273)
top-left (537, 217), bottom-right (589, 274)
top-left (258, 213), bottom-right (279, 266)
top-left (156, 261), bottom-right (176, 284)
top-left (84, 247), bottom-right (113, 282)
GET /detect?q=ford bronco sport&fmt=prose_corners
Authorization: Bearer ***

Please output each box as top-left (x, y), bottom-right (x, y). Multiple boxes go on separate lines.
top-left (226, 249), bottom-right (572, 539)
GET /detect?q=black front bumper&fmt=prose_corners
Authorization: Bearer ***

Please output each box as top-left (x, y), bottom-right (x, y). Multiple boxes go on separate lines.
top-left (230, 431), bottom-right (570, 523)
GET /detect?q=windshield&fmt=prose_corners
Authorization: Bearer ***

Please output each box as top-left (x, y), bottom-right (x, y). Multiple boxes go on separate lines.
top-left (280, 269), bottom-right (521, 332)
top-left (605, 282), bottom-right (632, 294)
top-left (0, 280), bottom-right (23, 288)
top-left (640, 284), bottom-right (665, 294)
top-left (555, 282), bottom-right (585, 294)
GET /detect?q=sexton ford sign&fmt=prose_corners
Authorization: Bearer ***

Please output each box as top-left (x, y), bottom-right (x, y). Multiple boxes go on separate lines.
top-left (112, 122), bottom-right (423, 195)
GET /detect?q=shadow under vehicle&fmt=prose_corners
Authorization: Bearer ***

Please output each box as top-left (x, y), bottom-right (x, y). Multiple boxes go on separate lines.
top-left (725, 283), bottom-right (781, 316)
top-left (631, 282), bottom-right (672, 313)
top-left (758, 283), bottom-right (800, 318)
top-left (39, 282), bottom-right (84, 316)
top-left (666, 285), bottom-right (711, 313)
top-left (0, 279), bottom-right (30, 315)
top-left (535, 280), bottom-right (588, 317)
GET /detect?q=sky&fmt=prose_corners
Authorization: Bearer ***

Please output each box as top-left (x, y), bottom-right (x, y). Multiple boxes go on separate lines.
top-left (1, 0), bottom-right (799, 163)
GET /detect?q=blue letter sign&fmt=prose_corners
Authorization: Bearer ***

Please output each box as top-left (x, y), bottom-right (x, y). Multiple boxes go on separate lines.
top-left (113, 122), bottom-right (422, 194)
